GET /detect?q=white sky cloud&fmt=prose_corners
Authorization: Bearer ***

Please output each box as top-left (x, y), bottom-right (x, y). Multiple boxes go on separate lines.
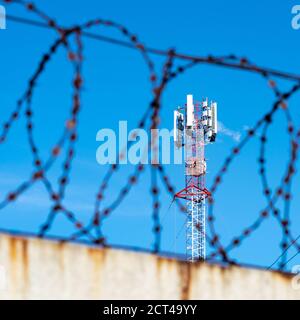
top-left (218, 121), bottom-right (241, 142)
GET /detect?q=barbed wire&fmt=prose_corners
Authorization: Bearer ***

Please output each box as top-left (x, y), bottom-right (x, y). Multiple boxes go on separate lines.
top-left (1, 0), bottom-right (300, 271)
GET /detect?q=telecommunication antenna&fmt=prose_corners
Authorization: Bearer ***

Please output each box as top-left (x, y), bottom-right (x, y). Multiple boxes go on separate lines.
top-left (174, 94), bottom-right (218, 262)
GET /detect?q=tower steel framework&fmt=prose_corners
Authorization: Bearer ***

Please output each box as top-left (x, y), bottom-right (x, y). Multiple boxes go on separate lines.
top-left (174, 95), bottom-right (217, 262)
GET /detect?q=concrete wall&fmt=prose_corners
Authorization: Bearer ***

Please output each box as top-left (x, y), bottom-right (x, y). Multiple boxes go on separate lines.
top-left (0, 234), bottom-right (298, 299)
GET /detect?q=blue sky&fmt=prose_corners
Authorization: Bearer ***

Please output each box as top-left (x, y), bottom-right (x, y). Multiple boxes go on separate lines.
top-left (1, 0), bottom-right (300, 270)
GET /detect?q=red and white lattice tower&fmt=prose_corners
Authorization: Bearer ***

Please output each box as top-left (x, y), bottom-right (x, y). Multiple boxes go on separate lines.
top-left (174, 95), bottom-right (218, 262)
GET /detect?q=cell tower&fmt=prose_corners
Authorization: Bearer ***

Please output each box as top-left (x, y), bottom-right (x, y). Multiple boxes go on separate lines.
top-left (174, 94), bottom-right (218, 262)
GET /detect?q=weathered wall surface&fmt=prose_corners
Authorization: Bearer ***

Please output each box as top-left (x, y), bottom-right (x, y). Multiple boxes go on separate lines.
top-left (0, 234), bottom-right (298, 299)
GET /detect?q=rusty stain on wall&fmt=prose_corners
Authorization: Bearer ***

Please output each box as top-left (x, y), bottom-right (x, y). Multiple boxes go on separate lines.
top-left (0, 234), bottom-right (299, 300)
top-left (21, 239), bottom-right (29, 296)
top-left (179, 261), bottom-right (192, 300)
top-left (8, 237), bottom-right (18, 295)
top-left (58, 242), bottom-right (65, 272)
top-left (88, 247), bottom-right (107, 298)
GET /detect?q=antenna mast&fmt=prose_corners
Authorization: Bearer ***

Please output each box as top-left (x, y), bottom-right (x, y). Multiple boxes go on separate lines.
top-left (174, 94), bottom-right (217, 262)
